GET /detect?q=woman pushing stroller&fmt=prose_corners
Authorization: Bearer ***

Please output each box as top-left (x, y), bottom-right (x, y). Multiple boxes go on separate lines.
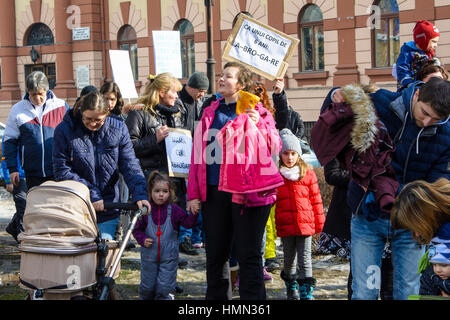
top-left (52, 91), bottom-right (150, 239)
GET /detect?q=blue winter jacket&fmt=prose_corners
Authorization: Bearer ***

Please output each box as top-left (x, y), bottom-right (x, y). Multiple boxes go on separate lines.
top-left (1, 139), bottom-right (25, 184)
top-left (52, 109), bottom-right (149, 223)
top-left (395, 41), bottom-right (433, 91)
top-left (348, 81), bottom-right (450, 219)
top-left (371, 82), bottom-right (449, 185)
top-left (3, 91), bottom-right (68, 177)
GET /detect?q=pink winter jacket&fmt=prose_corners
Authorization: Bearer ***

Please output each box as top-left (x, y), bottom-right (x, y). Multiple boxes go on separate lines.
top-left (187, 99), bottom-right (282, 207)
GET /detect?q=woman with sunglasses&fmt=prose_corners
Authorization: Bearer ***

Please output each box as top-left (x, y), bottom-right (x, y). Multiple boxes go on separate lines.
top-left (52, 91), bottom-right (150, 239)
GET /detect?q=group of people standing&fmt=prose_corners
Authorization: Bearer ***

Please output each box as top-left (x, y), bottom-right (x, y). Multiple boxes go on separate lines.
top-left (1, 19), bottom-right (449, 301)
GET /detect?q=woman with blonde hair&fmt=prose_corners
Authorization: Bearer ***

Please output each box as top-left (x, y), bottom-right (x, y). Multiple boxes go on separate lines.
top-left (391, 178), bottom-right (450, 245)
top-left (125, 73), bottom-right (187, 210)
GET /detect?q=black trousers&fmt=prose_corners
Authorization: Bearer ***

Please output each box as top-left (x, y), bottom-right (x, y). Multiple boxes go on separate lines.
top-left (7, 179), bottom-right (28, 233)
top-left (202, 185), bottom-right (271, 300)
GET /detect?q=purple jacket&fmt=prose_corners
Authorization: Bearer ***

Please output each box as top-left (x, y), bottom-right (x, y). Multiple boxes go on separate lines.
top-left (311, 85), bottom-right (399, 212)
top-left (187, 99), bottom-right (282, 207)
top-left (132, 203), bottom-right (197, 247)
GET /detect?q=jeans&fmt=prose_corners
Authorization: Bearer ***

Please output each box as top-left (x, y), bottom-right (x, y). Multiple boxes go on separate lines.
top-left (98, 217), bottom-right (120, 240)
top-left (179, 212), bottom-right (204, 244)
top-left (350, 214), bottom-right (424, 300)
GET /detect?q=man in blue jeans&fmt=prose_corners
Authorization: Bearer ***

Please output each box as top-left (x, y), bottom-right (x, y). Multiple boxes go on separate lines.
top-left (333, 77), bottom-right (449, 299)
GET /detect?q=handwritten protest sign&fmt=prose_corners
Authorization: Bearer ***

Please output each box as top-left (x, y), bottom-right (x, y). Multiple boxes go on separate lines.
top-left (109, 50), bottom-right (139, 99)
top-left (222, 14), bottom-right (299, 80)
top-left (165, 128), bottom-right (192, 178)
top-left (152, 31), bottom-right (183, 78)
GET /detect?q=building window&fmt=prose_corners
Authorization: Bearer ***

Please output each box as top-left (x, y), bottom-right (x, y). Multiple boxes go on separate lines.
top-left (25, 23), bottom-right (54, 46)
top-left (298, 5), bottom-right (324, 72)
top-left (303, 121), bottom-right (316, 146)
top-left (174, 19), bottom-right (195, 79)
top-left (25, 64), bottom-right (56, 90)
top-left (118, 25), bottom-right (138, 81)
top-left (372, 0), bottom-right (399, 68)
top-left (232, 11), bottom-right (252, 28)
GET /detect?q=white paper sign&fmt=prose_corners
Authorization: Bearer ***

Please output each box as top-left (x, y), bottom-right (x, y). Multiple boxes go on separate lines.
top-left (109, 50), bottom-right (138, 99)
top-left (152, 31), bottom-right (183, 78)
top-left (165, 128), bottom-right (192, 178)
top-left (72, 27), bottom-right (90, 41)
top-left (228, 19), bottom-right (291, 78)
top-left (76, 65), bottom-right (90, 89)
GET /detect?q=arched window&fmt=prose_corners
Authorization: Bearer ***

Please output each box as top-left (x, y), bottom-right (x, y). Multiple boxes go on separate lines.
top-left (25, 23), bottom-right (54, 46)
top-left (298, 5), bottom-right (324, 72)
top-left (232, 11), bottom-right (253, 28)
top-left (118, 25), bottom-right (138, 81)
top-left (372, 0), bottom-right (399, 67)
top-left (174, 19), bottom-right (195, 79)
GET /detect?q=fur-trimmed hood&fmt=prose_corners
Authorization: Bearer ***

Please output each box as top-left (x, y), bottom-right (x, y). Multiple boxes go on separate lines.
top-left (341, 84), bottom-right (379, 153)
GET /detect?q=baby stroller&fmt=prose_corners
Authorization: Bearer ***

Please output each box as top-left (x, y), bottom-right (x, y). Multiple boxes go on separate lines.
top-left (17, 180), bottom-right (147, 300)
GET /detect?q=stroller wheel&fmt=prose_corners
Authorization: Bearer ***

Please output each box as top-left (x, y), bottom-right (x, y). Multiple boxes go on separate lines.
top-left (108, 286), bottom-right (122, 300)
top-left (71, 295), bottom-right (91, 300)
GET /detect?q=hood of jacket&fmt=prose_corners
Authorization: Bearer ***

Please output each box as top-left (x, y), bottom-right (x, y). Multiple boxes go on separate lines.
top-left (403, 40), bottom-right (422, 52)
top-left (341, 84), bottom-right (379, 154)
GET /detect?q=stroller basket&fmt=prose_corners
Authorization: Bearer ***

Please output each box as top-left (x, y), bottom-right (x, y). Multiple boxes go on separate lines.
top-left (18, 180), bottom-right (121, 298)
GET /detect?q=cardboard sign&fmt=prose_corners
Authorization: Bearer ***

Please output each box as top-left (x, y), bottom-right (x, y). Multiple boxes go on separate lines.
top-left (222, 14), bottom-right (299, 80)
top-left (165, 128), bottom-right (192, 178)
top-left (109, 50), bottom-right (139, 99)
top-left (152, 31), bottom-right (183, 78)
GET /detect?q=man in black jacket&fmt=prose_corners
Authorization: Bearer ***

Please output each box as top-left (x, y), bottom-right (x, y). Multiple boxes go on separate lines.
top-left (174, 72), bottom-right (209, 255)
top-left (272, 78), bottom-right (305, 140)
top-left (176, 72), bottom-right (209, 137)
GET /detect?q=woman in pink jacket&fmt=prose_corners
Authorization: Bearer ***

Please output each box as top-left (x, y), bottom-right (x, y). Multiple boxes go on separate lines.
top-left (186, 61), bottom-right (282, 300)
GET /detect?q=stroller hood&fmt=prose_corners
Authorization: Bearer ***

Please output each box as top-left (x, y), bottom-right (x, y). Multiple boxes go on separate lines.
top-left (18, 180), bottom-right (99, 251)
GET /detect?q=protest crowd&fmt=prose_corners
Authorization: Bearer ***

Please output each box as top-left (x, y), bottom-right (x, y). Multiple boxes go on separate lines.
top-left (1, 17), bottom-right (449, 302)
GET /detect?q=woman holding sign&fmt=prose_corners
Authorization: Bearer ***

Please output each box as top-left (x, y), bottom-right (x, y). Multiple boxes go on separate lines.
top-left (187, 61), bottom-right (282, 300)
top-left (125, 73), bottom-right (188, 211)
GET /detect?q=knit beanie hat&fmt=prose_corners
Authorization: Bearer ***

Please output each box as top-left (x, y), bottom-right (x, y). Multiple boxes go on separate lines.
top-left (428, 223), bottom-right (450, 265)
top-left (75, 85), bottom-right (98, 104)
top-left (280, 128), bottom-right (302, 156)
top-left (413, 20), bottom-right (440, 52)
top-left (187, 72), bottom-right (210, 90)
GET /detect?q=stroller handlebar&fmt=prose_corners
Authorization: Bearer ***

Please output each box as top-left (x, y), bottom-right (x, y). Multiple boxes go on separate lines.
top-left (103, 202), bottom-right (149, 215)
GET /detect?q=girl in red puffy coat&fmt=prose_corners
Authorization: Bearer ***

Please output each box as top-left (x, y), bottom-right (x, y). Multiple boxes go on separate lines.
top-left (276, 129), bottom-right (325, 300)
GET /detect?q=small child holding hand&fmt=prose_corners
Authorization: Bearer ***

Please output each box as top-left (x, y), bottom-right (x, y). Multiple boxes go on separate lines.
top-left (133, 171), bottom-right (198, 300)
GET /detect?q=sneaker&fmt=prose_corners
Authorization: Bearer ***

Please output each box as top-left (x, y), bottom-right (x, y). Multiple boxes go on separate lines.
top-left (179, 236), bottom-right (199, 255)
top-left (178, 257), bottom-right (188, 269)
top-left (265, 258), bottom-right (281, 273)
top-left (192, 242), bottom-right (203, 249)
top-left (263, 267), bottom-right (272, 281)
